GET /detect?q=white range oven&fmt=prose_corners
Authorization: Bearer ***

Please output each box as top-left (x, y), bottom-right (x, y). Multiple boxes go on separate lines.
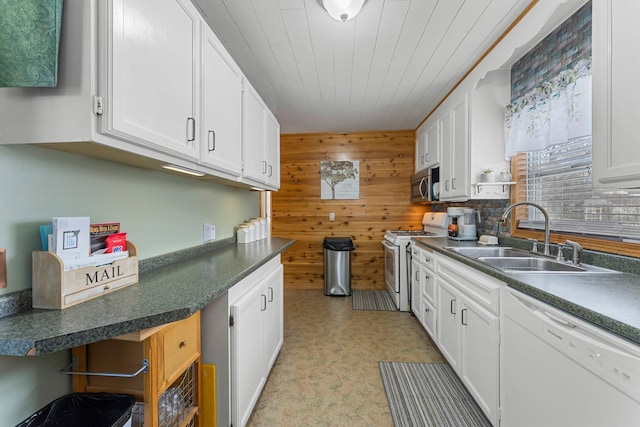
top-left (382, 212), bottom-right (448, 311)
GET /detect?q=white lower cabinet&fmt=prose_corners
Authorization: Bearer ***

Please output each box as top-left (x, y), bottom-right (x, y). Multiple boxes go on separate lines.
top-left (459, 293), bottom-right (499, 423)
top-left (436, 279), bottom-right (461, 370)
top-left (421, 297), bottom-right (437, 339)
top-left (410, 258), bottom-right (423, 322)
top-left (435, 255), bottom-right (500, 426)
top-left (230, 263), bottom-right (283, 427)
top-left (201, 256), bottom-right (283, 427)
top-left (411, 244), bottom-right (438, 335)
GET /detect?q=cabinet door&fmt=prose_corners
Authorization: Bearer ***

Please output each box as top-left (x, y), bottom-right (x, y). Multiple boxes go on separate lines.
top-left (410, 260), bottom-right (422, 320)
top-left (415, 130), bottom-right (428, 172)
top-left (592, 0), bottom-right (640, 188)
top-left (230, 283), bottom-right (266, 427)
top-left (201, 25), bottom-right (242, 176)
top-left (450, 95), bottom-right (469, 199)
top-left (460, 294), bottom-right (499, 425)
top-left (440, 112), bottom-right (453, 198)
top-left (422, 265), bottom-right (436, 305)
top-left (107, 0), bottom-right (200, 160)
top-left (263, 265), bottom-right (284, 373)
top-left (436, 278), bottom-right (460, 370)
top-left (422, 298), bottom-right (437, 340)
top-left (242, 83), bottom-right (267, 184)
top-left (265, 110), bottom-right (280, 189)
top-left (425, 120), bottom-right (440, 169)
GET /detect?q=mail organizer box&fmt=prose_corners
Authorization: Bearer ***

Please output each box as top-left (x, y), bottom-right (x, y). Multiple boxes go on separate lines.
top-left (32, 241), bottom-right (139, 309)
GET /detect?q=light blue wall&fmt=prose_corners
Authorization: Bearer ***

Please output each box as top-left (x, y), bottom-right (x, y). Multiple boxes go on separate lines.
top-left (0, 144), bottom-right (260, 425)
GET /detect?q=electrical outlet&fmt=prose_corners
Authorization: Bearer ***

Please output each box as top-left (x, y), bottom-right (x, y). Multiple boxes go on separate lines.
top-left (0, 248), bottom-right (6, 288)
top-left (203, 224), bottom-right (216, 242)
top-left (329, 212), bottom-right (335, 222)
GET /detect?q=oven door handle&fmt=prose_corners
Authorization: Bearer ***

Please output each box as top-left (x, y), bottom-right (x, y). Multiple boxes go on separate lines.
top-left (382, 240), bottom-right (399, 251)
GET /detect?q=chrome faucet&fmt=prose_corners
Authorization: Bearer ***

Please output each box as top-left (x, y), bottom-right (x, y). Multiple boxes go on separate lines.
top-left (501, 201), bottom-right (551, 256)
top-left (565, 240), bottom-right (583, 265)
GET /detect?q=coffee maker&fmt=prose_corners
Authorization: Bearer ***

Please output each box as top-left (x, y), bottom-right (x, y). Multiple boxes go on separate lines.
top-left (447, 207), bottom-right (479, 241)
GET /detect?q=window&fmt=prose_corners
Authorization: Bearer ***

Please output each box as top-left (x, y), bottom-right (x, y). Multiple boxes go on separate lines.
top-left (514, 136), bottom-right (640, 243)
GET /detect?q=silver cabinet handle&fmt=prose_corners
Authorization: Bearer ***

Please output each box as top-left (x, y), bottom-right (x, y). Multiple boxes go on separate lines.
top-left (263, 160), bottom-right (268, 174)
top-left (445, 179), bottom-right (450, 191)
top-left (186, 117), bottom-right (195, 143)
top-left (261, 294), bottom-right (267, 311)
top-left (268, 286), bottom-right (274, 302)
top-left (461, 308), bottom-right (467, 325)
top-left (268, 164), bottom-right (273, 177)
top-left (208, 130), bottom-right (216, 152)
top-left (450, 299), bottom-right (456, 315)
top-left (452, 177), bottom-right (457, 189)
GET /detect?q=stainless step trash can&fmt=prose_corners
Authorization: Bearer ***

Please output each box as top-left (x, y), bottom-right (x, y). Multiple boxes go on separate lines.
top-left (323, 237), bottom-right (355, 296)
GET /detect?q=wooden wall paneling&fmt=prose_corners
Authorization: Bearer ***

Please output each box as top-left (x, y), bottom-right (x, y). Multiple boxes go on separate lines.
top-left (274, 130), bottom-right (430, 290)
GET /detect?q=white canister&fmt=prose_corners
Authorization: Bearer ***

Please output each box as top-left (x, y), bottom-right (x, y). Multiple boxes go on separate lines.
top-left (259, 218), bottom-right (267, 239)
top-left (246, 223), bottom-right (256, 241)
top-left (237, 225), bottom-right (250, 243)
top-left (250, 219), bottom-right (264, 240)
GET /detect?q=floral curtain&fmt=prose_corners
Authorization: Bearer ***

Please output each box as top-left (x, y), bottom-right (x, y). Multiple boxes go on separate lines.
top-left (504, 59), bottom-right (592, 158)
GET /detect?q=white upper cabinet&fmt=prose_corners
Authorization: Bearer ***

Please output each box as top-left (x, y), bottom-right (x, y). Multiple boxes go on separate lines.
top-left (451, 95), bottom-right (470, 201)
top-left (438, 94), bottom-right (470, 201)
top-left (592, 0), bottom-right (640, 189)
top-left (105, 0), bottom-right (200, 161)
top-left (420, 69), bottom-right (510, 202)
top-left (200, 24), bottom-right (242, 177)
top-left (0, 0), bottom-right (276, 188)
top-left (415, 120), bottom-right (440, 172)
top-left (242, 81), bottom-right (280, 190)
top-left (265, 110), bottom-right (281, 189)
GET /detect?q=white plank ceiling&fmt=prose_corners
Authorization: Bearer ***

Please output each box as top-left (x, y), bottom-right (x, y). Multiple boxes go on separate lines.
top-left (192, 0), bottom-right (533, 134)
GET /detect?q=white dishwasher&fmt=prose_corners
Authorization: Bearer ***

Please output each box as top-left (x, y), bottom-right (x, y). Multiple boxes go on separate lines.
top-left (501, 287), bottom-right (640, 427)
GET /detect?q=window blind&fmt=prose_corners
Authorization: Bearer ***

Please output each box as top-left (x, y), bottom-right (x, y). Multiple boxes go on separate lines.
top-left (518, 136), bottom-right (640, 241)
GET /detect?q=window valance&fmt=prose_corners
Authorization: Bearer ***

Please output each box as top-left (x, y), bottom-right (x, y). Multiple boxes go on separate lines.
top-left (504, 59), bottom-right (592, 158)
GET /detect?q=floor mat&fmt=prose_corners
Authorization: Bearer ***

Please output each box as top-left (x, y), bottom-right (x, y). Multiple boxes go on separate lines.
top-left (379, 361), bottom-right (492, 427)
top-left (351, 290), bottom-right (397, 311)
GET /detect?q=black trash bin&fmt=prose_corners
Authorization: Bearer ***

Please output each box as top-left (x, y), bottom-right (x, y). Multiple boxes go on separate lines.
top-left (323, 237), bottom-right (355, 296)
top-left (17, 392), bottom-right (136, 427)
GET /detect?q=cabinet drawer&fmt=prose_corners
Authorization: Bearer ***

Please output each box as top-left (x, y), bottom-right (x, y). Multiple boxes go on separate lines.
top-left (421, 249), bottom-right (437, 268)
top-left (438, 257), bottom-right (501, 315)
top-left (159, 312), bottom-right (200, 387)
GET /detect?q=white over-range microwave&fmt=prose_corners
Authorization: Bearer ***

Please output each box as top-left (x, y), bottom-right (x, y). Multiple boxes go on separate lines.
top-left (410, 167), bottom-right (439, 203)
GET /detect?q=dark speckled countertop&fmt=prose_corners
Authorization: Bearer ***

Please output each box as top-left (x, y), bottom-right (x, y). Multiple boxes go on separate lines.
top-left (0, 237), bottom-right (295, 356)
top-left (412, 237), bottom-right (640, 346)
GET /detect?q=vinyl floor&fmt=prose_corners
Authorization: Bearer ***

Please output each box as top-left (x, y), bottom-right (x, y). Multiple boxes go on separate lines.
top-left (247, 289), bottom-right (445, 427)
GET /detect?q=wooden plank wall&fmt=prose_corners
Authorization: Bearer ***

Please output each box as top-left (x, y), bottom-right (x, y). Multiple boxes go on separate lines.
top-left (273, 130), bottom-right (430, 290)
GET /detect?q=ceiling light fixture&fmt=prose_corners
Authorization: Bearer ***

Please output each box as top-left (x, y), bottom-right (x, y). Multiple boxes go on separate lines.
top-left (321, 0), bottom-right (366, 22)
top-left (162, 164), bottom-right (206, 177)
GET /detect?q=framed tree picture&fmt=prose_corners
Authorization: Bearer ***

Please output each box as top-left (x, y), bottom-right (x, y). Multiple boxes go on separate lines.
top-left (320, 160), bottom-right (359, 200)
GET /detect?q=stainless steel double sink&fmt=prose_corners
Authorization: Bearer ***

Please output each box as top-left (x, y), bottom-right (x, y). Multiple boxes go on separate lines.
top-left (445, 246), bottom-right (618, 274)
